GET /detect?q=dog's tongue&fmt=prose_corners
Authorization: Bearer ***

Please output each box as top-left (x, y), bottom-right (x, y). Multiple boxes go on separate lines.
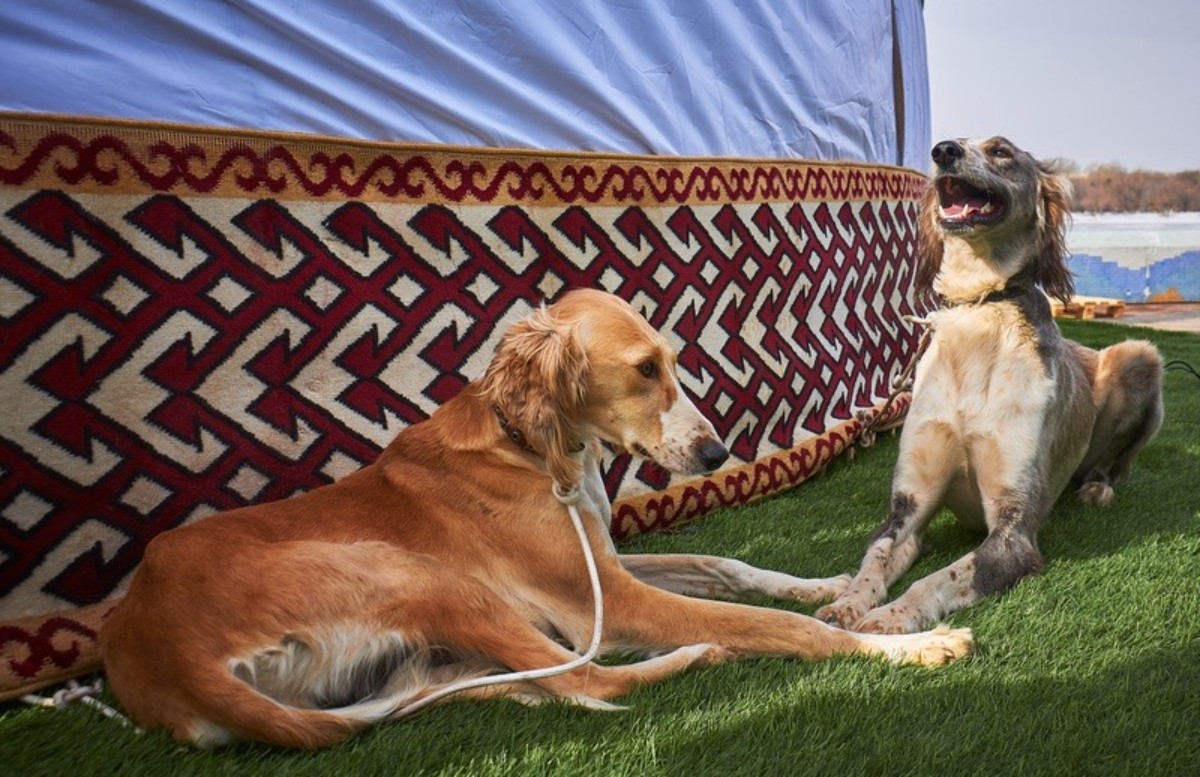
top-left (941, 179), bottom-right (994, 219)
top-left (942, 194), bottom-right (992, 219)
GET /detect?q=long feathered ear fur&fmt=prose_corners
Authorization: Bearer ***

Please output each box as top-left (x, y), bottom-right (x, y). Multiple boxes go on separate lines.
top-left (914, 182), bottom-right (944, 301)
top-left (1035, 161), bottom-right (1075, 305)
top-left (479, 305), bottom-right (590, 495)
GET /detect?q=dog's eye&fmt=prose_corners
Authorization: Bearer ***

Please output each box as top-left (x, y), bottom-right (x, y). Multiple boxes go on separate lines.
top-left (989, 146), bottom-right (1011, 159)
top-left (638, 360), bottom-right (658, 378)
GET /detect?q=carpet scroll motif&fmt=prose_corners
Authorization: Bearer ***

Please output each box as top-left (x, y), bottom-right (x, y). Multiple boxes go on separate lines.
top-left (0, 115), bottom-right (924, 694)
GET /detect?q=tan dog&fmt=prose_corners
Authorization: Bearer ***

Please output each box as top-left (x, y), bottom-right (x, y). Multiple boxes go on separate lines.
top-left (101, 289), bottom-right (972, 749)
top-left (817, 137), bottom-right (1164, 634)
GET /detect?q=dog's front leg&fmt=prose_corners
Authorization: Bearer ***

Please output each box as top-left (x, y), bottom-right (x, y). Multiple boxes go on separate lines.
top-left (856, 499), bottom-right (1045, 633)
top-left (619, 554), bottom-right (849, 604)
top-left (816, 421), bottom-right (962, 629)
top-left (604, 574), bottom-right (971, 667)
top-left (814, 496), bottom-right (928, 628)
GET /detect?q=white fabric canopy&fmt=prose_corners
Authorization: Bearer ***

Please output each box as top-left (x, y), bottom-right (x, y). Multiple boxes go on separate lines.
top-left (0, 0), bottom-right (930, 168)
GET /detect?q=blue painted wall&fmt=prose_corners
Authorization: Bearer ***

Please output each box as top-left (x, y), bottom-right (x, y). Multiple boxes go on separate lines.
top-left (1068, 251), bottom-right (1200, 302)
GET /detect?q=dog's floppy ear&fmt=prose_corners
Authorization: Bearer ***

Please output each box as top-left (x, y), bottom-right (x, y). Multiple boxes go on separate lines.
top-left (1035, 162), bottom-right (1076, 305)
top-left (481, 304), bottom-right (590, 496)
top-left (913, 182), bottom-right (944, 301)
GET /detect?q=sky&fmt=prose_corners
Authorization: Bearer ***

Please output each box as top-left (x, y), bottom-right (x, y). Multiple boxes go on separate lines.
top-left (923, 0), bottom-right (1200, 172)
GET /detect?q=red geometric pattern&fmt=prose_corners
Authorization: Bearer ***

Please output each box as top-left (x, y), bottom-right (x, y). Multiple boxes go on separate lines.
top-left (611, 400), bottom-right (911, 539)
top-left (1, 615), bottom-right (97, 680)
top-left (0, 601), bottom-right (110, 701)
top-left (0, 120), bottom-right (924, 204)
top-left (0, 115), bottom-right (925, 628)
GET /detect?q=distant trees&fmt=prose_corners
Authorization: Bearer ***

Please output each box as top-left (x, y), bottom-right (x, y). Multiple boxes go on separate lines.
top-left (1066, 165), bottom-right (1200, 213)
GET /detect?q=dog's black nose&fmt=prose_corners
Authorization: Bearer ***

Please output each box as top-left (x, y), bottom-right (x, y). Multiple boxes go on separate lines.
top-left (696, 439), bottom-right (729, 472)
top-left (931, 140), bottom-right (963, 165)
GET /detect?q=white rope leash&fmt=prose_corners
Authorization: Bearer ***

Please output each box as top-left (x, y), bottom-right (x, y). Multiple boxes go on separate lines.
top-left (21, 678), bottom-right (137, 730)
top-left (855, 313), bottom-right (934, 449)
top-left (393, 485), bottom-right (604, 716)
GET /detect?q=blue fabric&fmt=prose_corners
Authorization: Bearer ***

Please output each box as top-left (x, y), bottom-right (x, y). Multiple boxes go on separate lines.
top-left (894, 0), bottom-right (932, 169)
top-left (0, 0), bottom-right (930, 168)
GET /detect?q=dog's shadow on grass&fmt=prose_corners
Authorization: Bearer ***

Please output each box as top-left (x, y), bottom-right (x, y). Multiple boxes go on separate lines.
top-left (641, 645), bottom-right (1200, 775)
top-left (211, 641), bottom-right (1198, 774)
top-left (32, 633), bottom-right (1194, 776)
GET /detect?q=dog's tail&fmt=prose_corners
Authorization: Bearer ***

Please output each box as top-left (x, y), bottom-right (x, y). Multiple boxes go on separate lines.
top-left (184, 641), bottom-right (492, 749)
top-left (183, 665), bottom-right (420, 749)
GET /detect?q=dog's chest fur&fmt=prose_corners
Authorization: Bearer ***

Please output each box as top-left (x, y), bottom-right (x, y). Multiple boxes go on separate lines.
top-left (923, 303), bottom-right (1048, 407)
top-left (904, 301), bottom-right (1057, 528)
top-left (913, 300), bottom-right (1055, 472)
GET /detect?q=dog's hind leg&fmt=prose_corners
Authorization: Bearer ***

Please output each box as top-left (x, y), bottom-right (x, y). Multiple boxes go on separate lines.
top-left (441, 643), bottom-right (730, 710)
top-left (1074, 340), bottom-right (1163, 506)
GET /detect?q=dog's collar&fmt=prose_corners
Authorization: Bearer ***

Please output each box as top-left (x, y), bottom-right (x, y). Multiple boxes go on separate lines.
top-left (492, 404), bottom-right (538, 454)
top-left (491, 404), bottom-right (586, 456)
top-left (940, 280), bottom-right (1034, 308)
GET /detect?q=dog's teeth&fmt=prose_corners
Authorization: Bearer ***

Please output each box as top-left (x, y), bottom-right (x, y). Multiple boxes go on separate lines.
top-left (981, 201), bottom-right (993, 214)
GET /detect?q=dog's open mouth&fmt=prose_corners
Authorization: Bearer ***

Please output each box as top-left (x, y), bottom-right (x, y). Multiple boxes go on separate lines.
top-left (937, 177), bottom-right (1006, 228)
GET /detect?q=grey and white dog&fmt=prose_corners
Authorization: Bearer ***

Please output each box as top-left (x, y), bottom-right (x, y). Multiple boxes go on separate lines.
top-left (817, 136), bottom-right (1164, 633)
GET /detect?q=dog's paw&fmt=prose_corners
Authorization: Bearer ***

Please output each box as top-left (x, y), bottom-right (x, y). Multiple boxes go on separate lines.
top-left (1078, 481), bottom-right (1114, 507)
top-left (677, 642), bottom-right (733, 667)
top-left (862, 625), bottom-right (974, 667)
top-left (815, 598), bottom-right (868, 629)
top-left (855, 604), bottom-right (920, 635)
top-left (904, 625), bottom-right (974, 666)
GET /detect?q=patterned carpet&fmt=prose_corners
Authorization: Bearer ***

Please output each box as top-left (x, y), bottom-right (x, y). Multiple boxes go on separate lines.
top-left (0, 113), bottom-right (923, 698)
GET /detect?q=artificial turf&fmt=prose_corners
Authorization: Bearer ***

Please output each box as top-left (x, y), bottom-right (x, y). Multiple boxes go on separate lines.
top-left (3, 319), bottom-right (1198, 776)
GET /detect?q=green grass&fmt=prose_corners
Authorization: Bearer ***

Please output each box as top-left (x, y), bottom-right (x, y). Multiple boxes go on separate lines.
top-left (4, 320), bottom-right (1199, 776)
